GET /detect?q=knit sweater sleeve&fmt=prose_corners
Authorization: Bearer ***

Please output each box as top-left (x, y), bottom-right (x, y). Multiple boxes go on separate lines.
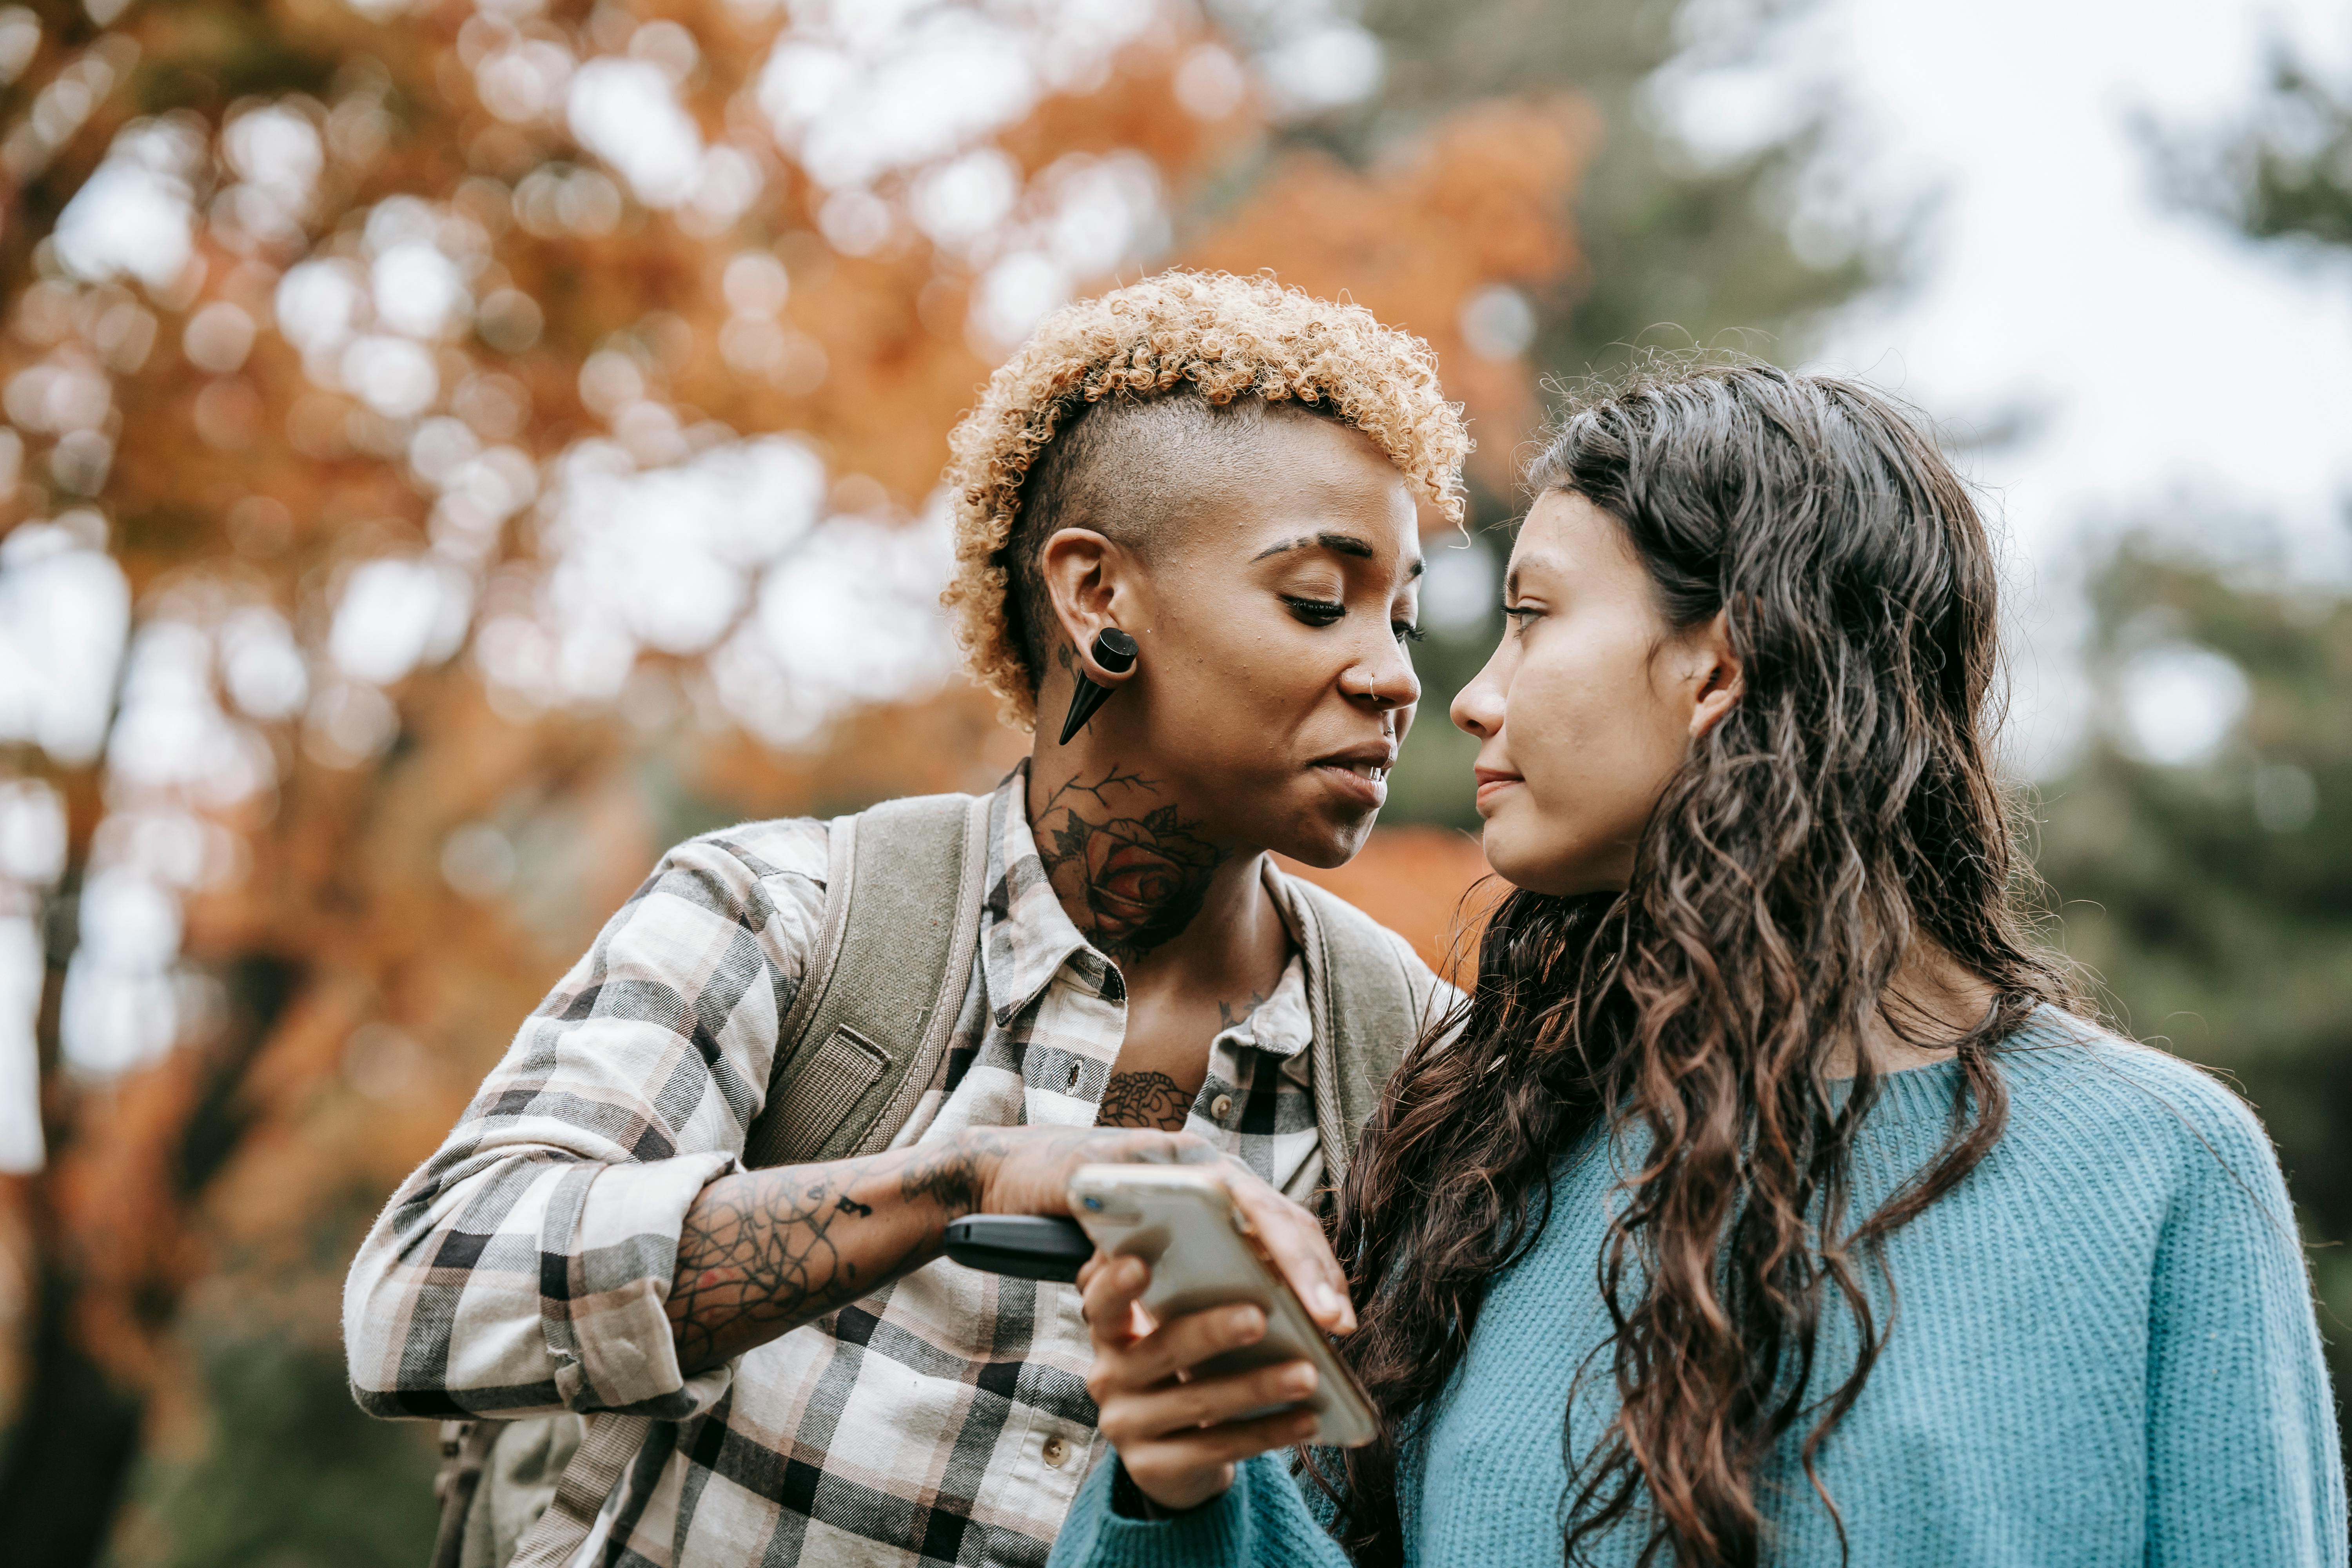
top-left (2141, 1072), bottom-right (2347, 1566)
top-left (1047, 1455), bottom-right (1352, 1568)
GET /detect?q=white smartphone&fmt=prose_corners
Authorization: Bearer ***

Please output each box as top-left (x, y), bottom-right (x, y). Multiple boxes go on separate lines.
top-left (1066, 1164), bottom-right (1379, 1449)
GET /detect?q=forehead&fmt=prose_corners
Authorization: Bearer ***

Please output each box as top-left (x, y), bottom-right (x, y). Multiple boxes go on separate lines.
top-left (1188, 414), bottom-right (1419, 555)
top-left (1505, 490), bottom-right (1633, 591)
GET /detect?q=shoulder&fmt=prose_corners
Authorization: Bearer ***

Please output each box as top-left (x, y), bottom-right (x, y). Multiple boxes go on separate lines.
top-left (673, 814), bottom-right (832, 889)
top-left (619, 815), bottom-right (832, 946)
top-left (1993, 1008), bottom-right (2288, 1216)
top-left (1274, 872), bottom-right (1461, 1033)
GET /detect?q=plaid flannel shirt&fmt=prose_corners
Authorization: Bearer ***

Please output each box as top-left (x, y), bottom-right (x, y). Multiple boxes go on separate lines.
top-left (345, 767), bottom-right (1383, 1567)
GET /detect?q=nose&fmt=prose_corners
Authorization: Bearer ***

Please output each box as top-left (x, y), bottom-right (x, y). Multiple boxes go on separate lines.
top-left (1451, 661), bottom-right (1503, 739)
top-left (1343, 638), bottom-right (1420, 714)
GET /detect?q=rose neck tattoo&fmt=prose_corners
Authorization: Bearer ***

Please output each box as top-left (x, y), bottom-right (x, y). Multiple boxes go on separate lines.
top-left (1032, 764), bottom-right (1228, 965)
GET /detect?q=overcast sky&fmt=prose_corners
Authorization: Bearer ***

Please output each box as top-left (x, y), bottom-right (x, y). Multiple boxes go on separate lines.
top-left (1674, 0), bottom-right (2352, 767)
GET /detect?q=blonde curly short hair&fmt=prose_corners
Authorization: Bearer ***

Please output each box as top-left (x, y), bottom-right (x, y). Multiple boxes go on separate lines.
top-left (941, 270), bottom-right (1471, 729)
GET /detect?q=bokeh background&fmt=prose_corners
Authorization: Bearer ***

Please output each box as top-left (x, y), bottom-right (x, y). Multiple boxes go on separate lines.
top-left (0, 0), bottom-right (2346, 1560)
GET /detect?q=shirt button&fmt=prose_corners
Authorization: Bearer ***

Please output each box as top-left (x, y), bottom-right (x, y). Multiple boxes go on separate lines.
top-left (1210, 1093), bottom-right (1234, 1122)
top-left (1042, 1434), bottom-right (1069, 1468)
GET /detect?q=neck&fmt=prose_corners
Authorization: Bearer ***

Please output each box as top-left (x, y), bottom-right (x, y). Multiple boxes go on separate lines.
top-left (1829, 937), bottom-right (1999, 1078)
top-left (1024, 746), bottom-right (1266, 972)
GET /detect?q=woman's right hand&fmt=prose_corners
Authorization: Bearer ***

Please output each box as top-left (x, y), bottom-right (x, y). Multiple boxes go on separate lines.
top-left (1079, 1250), bottom-right (1324, 1513)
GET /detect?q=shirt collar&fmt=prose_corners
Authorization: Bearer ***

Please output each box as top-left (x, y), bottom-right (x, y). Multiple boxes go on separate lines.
top-left (982, 762), bottom-right (1112, 1025)
top-left (1210, 947), bottom-right (1311, 1060)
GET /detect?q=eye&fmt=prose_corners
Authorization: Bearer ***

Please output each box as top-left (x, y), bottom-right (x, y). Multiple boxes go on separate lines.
top-left (1393, 621), bottom-right (1425, 645)
top-left (1501, 603), bottom-right (1543, 634)
top-left (1281, 595), bottom-right (1345, 627)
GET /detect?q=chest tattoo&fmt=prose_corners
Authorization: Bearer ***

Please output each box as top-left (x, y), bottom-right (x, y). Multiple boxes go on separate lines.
top-left (1094, 1070), bottom-right (1194, 1131)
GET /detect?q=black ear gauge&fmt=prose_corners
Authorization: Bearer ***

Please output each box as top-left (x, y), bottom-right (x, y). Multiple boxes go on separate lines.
top-left (1056, 628), bottom-right (1138, 744)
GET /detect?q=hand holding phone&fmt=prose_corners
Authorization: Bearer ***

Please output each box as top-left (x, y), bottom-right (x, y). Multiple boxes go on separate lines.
top-left (1070, 1165), bottom-right (1372, 1515)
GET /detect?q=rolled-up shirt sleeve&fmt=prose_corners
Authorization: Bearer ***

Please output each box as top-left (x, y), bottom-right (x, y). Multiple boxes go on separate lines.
top-left (343, 823), bottom-right (828, 1421)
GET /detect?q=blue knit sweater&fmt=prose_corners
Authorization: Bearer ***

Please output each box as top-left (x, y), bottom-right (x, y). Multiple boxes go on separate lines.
top-left (1050, 1014), bottom-right (2346, 1566)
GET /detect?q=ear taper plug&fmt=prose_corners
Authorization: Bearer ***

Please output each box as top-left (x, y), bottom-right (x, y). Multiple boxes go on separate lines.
top-left (1056, 628), bottom-right (1138, 745)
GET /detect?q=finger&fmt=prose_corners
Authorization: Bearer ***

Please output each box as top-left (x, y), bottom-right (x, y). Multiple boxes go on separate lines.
top-left (1227, 1178), bottom-right (1355, 1335)
top-left (1101, 1357), bottom-right (1317, 1445)
top-left (1076, 1249), bottom-right (1109, 1293)
top-left (1111, 1301), bottom-right (1269, 1391)
top-left (1106, 1129), bottom-right (1215, 1167)
top-left (1080, 1252), bottom-right (1151, 1349)
top-left (1119, 1407), bottom-right (1322, 1480)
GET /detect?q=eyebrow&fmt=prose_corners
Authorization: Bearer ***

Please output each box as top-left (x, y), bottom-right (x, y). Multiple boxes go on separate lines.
top-left (1253, 532), bottom-right (1426, 578)
top-left (1504, 550), bottom-right (1566, 599)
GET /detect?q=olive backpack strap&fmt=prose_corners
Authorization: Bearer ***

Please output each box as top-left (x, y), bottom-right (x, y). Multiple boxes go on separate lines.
top-left (495, 791), bottom-right (993, 1568)
top-left (742, 790), bottom-right (993, 1168)
top-left (1285, 878), bottom-right (1445, 1186)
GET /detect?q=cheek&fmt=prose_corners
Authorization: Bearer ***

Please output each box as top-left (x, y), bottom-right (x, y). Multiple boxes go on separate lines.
top-left (1492, 633), bottom-right (1689, 880)
top-left (1149, 596), bottom-right (1323, 742)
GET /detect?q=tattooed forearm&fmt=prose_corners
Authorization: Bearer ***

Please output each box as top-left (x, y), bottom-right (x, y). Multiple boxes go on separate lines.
top-left (1096, 1071), bottom-right (1195, 1131)
top-left (667, 1162), bottom-right (897, 1376)
top-left (896, 1136), bottom-right (993, 1214)
top-left (1031, 765), bottom-right (1228, 963)
top-left (666, 1140), bottom-right (1010, 1375)
top-left (667, 1124), bottom-right (1221, 1374)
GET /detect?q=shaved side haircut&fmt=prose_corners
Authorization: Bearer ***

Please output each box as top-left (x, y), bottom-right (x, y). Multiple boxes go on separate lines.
top-left (1004, 393), bottom-right (1339, 682)
top-left (940, 272), bottom-right (1466, 728)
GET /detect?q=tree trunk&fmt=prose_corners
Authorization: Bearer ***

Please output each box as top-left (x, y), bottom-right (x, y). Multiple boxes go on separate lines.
top-left (0, 858), bottom-right (148, 1566)
top-left (0, 847), bottom-right (307, 1561)
top-left (0, 1198), bottom-right (147, 1567)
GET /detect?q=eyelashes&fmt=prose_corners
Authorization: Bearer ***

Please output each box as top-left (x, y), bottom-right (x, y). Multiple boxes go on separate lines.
top-left (1281, 595), bottom-right (1425, 644)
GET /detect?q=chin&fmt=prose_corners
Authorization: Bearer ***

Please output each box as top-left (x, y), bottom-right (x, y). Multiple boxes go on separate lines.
top-left (1268, 804), bottom-right (1378, 870)
top-left (1480, 820), bottom-right (1593, 898)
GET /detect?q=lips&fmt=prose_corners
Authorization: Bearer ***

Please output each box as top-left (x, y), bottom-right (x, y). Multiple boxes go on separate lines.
top-left (1473, 766), bottom-right (1523, 814)
top-left (1312, 741), bottom-right (1397, 810)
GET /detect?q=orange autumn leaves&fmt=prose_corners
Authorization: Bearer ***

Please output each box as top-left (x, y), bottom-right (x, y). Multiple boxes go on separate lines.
top-left (1191, 96), bottom-right (1599, 488)
top-left (1, 3), bottom-right (1584, 1505)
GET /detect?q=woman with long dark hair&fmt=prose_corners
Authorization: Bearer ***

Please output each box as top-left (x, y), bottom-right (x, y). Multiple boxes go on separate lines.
top-left (1047, 362), bottom-right (2345, 1566)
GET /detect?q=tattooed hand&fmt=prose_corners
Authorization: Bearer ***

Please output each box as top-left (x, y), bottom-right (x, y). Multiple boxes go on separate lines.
top-left (666, 1125), bottom-right (1218, 1374)
top-left (943, 1122), bottom-right (1221, 1216)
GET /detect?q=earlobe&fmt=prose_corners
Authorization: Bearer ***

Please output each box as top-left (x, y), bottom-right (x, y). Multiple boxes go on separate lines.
top-left (1688, 611), bottom-right (1742, 740)
top-left (1057, 628), bottom-right (1138, 744)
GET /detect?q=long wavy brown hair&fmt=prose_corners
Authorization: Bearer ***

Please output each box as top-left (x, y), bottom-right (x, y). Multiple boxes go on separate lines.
top-left (1322, 362), bottom-right (2082, 1566)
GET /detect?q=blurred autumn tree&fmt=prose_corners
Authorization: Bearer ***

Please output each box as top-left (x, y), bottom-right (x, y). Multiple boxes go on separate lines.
top-left (0, 0), bottom-right (1878, 1561)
